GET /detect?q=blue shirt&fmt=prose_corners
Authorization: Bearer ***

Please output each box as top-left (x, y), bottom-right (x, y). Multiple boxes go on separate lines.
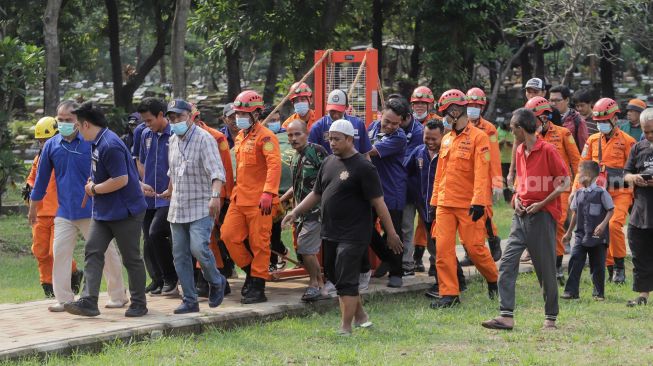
top-left (402, 117), bottom-right (424, 158)
top-left (220, 125), bottom-right (236, 149)
top-left (91, 128), bottom-right (147, 220)
top-left (404, 144), bottom-right (438, 223)
top-left (139, 124), bottom-right (172, 209)
top-left (367, 121), bottom-right (407, 210)
top-left (308, 114), bottom-right (373, 155)
top-left (31, 133), bottom-right (93, 220)
top-left (131, 122), bottom-right (147, 158)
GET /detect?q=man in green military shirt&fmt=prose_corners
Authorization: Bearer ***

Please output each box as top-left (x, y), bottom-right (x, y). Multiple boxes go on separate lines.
top-left (281, 119), bottom-right (329, 301)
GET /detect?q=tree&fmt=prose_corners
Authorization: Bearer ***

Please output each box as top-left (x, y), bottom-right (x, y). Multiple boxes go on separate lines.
top-left (105, 0), bottom-right (173, 110)
top-left (171, 0), bottom-right (191, 99)
top-left (43, 0), bottom-right (63, 115)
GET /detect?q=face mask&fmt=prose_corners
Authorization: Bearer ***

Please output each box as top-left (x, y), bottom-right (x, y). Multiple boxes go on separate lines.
top-left (171, 121), bottom-right (189, 136)
top-left (413, 111), bottom-right (428, 121)
top-left (58, 122), bottom-right (76, 137)
top-left (294, 102), bottom-right (309, 117)
top-left (442, 117), bottom-right (451, 130)
top-left (236, 117), bottom-right (252, 130)
top-left (267, 121), bottom-right (281, 133)
top-left (466, 107), bottom-right (481, 120)
top-left (536, 125), bottom-right (543, 134)
top-left (597, 122), bottom-right (612, 134)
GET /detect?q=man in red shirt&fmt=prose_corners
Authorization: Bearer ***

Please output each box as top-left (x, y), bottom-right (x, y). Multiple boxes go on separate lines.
top-left (482, 108), bottom-right (570, 331)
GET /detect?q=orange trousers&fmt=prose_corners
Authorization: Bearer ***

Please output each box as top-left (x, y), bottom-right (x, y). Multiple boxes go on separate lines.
top-left (555, 191), bottom-right (571, 257)
top-left (221, 204), bottom-right (274, 280)
top-left (414, 219), bottom-right (427, 247)
top-left (32, 216), bottom-right (76, 284)
top-left (605, 190), bottom-right (632, 266)
top-left (433, 206), bottom-right (498, 296)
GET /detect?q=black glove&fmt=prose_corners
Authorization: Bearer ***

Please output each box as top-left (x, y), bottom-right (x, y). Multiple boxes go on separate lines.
top-left (469, 205), bottom-right (484, 222)
top-left (21, 183), bottom-right (32, 202)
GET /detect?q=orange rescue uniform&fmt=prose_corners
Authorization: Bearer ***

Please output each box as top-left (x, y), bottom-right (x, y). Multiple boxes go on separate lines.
top-left (575, 128), bottom-right (636, 266)
top-left (431, 123), bottom-right (498, 296)
top-left (540, 122), bottom-right (581, 256)
top-left (26, 154), bottom-right (77, 284)
top-left (473, 117), bottom-right (503, 238)
top-left (281, 109), bottom-right (318, 131)
top-left (221, 122), bottom-right (281, 280)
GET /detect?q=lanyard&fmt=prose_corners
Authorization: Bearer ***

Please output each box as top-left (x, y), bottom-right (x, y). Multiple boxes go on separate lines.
top-left (178, 125), bottom-right (196, 161)
top-left (60, 137), bottom-right (83, 155)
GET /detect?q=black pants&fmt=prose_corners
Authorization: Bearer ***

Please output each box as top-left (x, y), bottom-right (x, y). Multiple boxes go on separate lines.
top-left (142, 207), bottom-right (177, 283)
top-left (501, 162), bottom-right (513, 203)
top-left (628, 225), bottom-right (653, 293)
top-left (324, 240), bottom-right (368, 296)
top-left (564, 244), bottom-right (607, 297)
top-left (362, 209), bottom-right (404, 277)
top-left (269, 220), bottom-right (288, 266)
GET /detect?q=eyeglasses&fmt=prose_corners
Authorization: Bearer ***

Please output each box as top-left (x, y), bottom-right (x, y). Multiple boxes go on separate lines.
top-left (549, 98), bottom-right (564, 103)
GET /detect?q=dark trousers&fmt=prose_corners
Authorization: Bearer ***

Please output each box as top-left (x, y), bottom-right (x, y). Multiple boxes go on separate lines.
top-left (364, 209), bottom-right (404, 277)
top-left (324, 240), bottom-right (368, 296)
top-left (269, 220), bottom-right (288, 266)
top-left (83, 213), bottom-right (147, 307)
top-left (564, 244), bottom-right (607, 297)
top-left (628, 225), bottom-right (653, 293)
top-left (142, 207), bottom-right (177, 283)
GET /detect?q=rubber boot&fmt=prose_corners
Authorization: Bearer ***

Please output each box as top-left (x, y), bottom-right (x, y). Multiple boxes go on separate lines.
top-left (607, 265), bottom-right (614, 283)
top-left (613, 258), bottom-right (626, 284)
top-left (556, 255), bottom-right (565, 286)
top-left (488, 236), bottom-right (502, 262)
top-left (428, 254), bottom-right (436, 277)
top-left (241, 265), bottom-right (253, 296)
top-left (241, 277), bottom-right (267, 304)
top-left (413, 246), bottom-right (426, 272)
top-left (457, 260), bottom-right (467, 292)
top-left (196, 272), bottom-right (209, 298)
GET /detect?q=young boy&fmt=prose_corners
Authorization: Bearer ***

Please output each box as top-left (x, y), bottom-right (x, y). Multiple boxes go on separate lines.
top-left (562, 160), bottom-right (614, 300)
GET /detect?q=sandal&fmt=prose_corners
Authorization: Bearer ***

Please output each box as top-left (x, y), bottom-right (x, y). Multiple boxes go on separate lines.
top-left (481, 318), bottom-right (513, 330)
top-left (354, 321), bottom-right (373, 328)
top-left (301, 287), bottom-right (321, 302)
top-left (626, 296), bottom-right (648, 307)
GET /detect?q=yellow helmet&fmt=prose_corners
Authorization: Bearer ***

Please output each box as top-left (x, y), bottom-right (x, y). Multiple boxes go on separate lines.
top-left (34, 116), bottom-right (58, 139)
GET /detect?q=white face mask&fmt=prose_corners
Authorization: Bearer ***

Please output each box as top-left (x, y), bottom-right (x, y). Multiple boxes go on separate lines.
top-left (413, 111), bottom-right (428, 121)
top-left (236, 117), bottom-right (252, 130)
top-left (466, 107), bottom-right (481, 120)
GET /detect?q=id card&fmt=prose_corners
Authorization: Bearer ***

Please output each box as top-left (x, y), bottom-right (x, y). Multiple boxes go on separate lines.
top-left (177, 161), bottom-right (186, 177)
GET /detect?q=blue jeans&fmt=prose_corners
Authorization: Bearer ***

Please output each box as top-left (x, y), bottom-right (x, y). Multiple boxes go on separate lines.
top-left (170, 216), bottom-right (222, 304)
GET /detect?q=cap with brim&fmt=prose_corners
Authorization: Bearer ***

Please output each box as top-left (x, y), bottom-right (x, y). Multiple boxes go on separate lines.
top-left (523, 78), bottom-right (544, 90)
top-left (166, 99), bottom-right (192, 115)
top-left (329, 119), bottom-right (355, 137)
top-left (326, 90), bottom-right (347, 113)
top-left (223, 103), bottom-right (236, 117)
top-left (626, 99), bottom-right (646, 112)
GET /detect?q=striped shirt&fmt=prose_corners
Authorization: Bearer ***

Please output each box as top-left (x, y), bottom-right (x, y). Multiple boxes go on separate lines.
top-left (167, 125), bottom-right (225, 223)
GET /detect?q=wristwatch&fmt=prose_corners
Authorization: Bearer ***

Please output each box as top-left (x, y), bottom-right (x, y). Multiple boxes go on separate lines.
top-left (91, 184), bottom-right (97, 195)
top-left (211, 191), bottom-right (220, 198)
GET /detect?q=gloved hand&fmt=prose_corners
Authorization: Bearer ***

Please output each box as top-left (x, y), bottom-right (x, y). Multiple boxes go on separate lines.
top-left (468, 205), bottom-right (485, 222)
top-left (21, 183), bottom-right (32, 202)
top-left (259, 192), bottom-right (274, 215)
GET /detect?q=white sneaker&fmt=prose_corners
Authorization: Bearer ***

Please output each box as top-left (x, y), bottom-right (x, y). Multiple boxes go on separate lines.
top-left (359, 270), bottom-right (372, 291)
top-left (323, 281), bottom-right (337, 295)
top-left (48, 302), bottom-right (65, 312)
top-left (105, 299), bottom-right (129, 308)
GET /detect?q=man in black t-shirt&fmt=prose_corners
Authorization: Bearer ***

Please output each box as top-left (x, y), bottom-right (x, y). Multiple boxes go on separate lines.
top-left (624, 109), bottom-right (653, 307)
top-left (282, 119), bottom-right (402, 336)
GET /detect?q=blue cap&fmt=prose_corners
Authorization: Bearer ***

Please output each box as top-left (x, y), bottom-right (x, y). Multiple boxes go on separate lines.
top-left (166, 99), bottom-right (192, 115)
top-left (127, 112), bottom-right (141, 123)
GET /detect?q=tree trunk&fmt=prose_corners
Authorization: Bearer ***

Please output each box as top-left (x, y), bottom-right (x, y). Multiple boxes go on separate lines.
top-left (561, 53), bottom-right (581, 87)
top-left (135, 20), bottom-right (143, 68)
top-left (160, 56), bottom-right (167, 83)
top-left (519, 41), bottom-right (532, 86)
top-left (534, 44), bottom-right (545, 80)
top-left (171, 0), bottom-right (190, 99)
top-left (600, 36), bottom-right (617, 98)
top-left (487, 40), bottom-right (532, 120)
top-left (105, 0), bottom-right (125, 109)
top-left (408, 13), bottom-right (422, 82)
top-left (372, 0), bottom-right (383, 79)
top-left (43, 0), bottom-right (63, 116)
top-left (225, 44), bottom-right (242, 102)
top-left (263, 40), bottom-right (283, 104)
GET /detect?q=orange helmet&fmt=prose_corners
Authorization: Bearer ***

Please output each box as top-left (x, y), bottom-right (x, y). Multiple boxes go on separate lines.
top-left (233, 90), bottom-right (264, 113)
top-left (592, 98), bottom-right (620, 121)
top-left (411, 86), bottom-right (434, 103)
top-left (466, 88), bottom-right (487, 106)
top-left (289, 82), bottom-right (312, 101)
top-left (438, 89), bottom-right (467, 112)
top-left (525, 96), bottom-right (552, 116)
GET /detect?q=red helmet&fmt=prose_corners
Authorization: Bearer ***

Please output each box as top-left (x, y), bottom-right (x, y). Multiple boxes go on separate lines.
top-left (233, 90), bottom-right (264, 113)
top-left (190, 103), bottom-right (201, 122)
top-left (411, 86), bottom-right (435, 103)
top-left (592, 98), bottom-right (620, 121)
top-left (438, 89), bottom-right (467, 112)
top-left (466, 88), bottom-right (487, 106)
top-left (289, 82), bottom-right (312, 101)
top-left (525, 96), bottom-right (552, 116)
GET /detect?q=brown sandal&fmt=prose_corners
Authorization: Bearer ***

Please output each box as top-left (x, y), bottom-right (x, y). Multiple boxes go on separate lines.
top-left (481, 318), bottom-right (513, 330)
top-left (626, 296), bottom-right (648, 307)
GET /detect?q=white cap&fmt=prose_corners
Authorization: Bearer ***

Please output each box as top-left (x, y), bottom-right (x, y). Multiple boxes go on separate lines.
top-left (329, 119), bottom-right (355, 137)
top-left (524, 78), bottom-right (545, 90)
top-left (326, 89), bottom-right (347, 112)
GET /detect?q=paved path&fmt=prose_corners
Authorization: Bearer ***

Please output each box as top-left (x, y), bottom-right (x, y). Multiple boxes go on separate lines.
top-left (0, 246), bottom-right (552, 362)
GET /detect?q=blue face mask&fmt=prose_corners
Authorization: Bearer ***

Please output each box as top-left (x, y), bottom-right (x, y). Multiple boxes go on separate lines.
top-left (294, 102), bottom-right (309, 117)
top-left (171, 121), bottom-right (189, 136)
top-left (442, 117), bottom-right (451, 130)
top-left (267, 121), bottom-right (281, 133)
top-left (597, 122), bottom-right (612, 134)
top-left (58, 122), bottom-right (76, 137)
top-left (236, 117), bottom-right (252, 130)
top-left (466, 107), bottom-right (481, 120)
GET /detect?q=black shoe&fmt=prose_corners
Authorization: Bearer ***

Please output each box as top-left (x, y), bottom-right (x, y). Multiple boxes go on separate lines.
top-left (556, 267), bottom-right (566, 286)
top-left (373, 262), bottom-right (389, 278)
top-left (413, 247), bottom-right (426, 271)
top-left (224, 280), bottom-right (231, 296)
top-left (145, 280), bottom-right (162, 294)
top-left (125, 303), bottom-right (148, 317)
top-left (488, 282), bottom-right (498, 300)
top-left (241, 275), bottom-right (253, 296)
top-left (161, 281), bottom-right (179, 296)
top-left (209, 275), bottom-right (226, 308)
top-left (613, 267), bottom-right (626, 284)
top-left (64, 297), bottom-right (100, 317)
top-left (424, 283), bottom-right (440, 299)
top-left (430, 295), bottom-right (460, 309)
top-left (459, 254), bottom-right (473, 267)
top-left (415, 263), bottom-right (426, 273)
top-left (174, 301), bottom-right (199, 314)
top-left (42, 283), bottom-right (54, 298)
top-left (241, 278), bottom-right (267, 304)
top-left (428, 264), bottom-right (436, 277)
top-left (71, 270), bottom-right (84, 295)
top-left (489, 237), bottom-right (502, 262)
top-left (150, 285), bottom-right (163, 295)
top-left (402, 269), bottom-right (415, 277)
top-left (197, 280), bottom-right (209, 298)
top-left (607, 265), bottom-right (614, 283)
top-left (561, 292), bottom-right (579, 300)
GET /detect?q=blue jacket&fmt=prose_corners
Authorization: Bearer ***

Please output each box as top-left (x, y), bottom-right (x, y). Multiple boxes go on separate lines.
top-left (367, 122), bottom-right (407, 210)
top-left (404, 144), bottom-right (438, 223)
top-left (308, 114), bottom-right (373, 155)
